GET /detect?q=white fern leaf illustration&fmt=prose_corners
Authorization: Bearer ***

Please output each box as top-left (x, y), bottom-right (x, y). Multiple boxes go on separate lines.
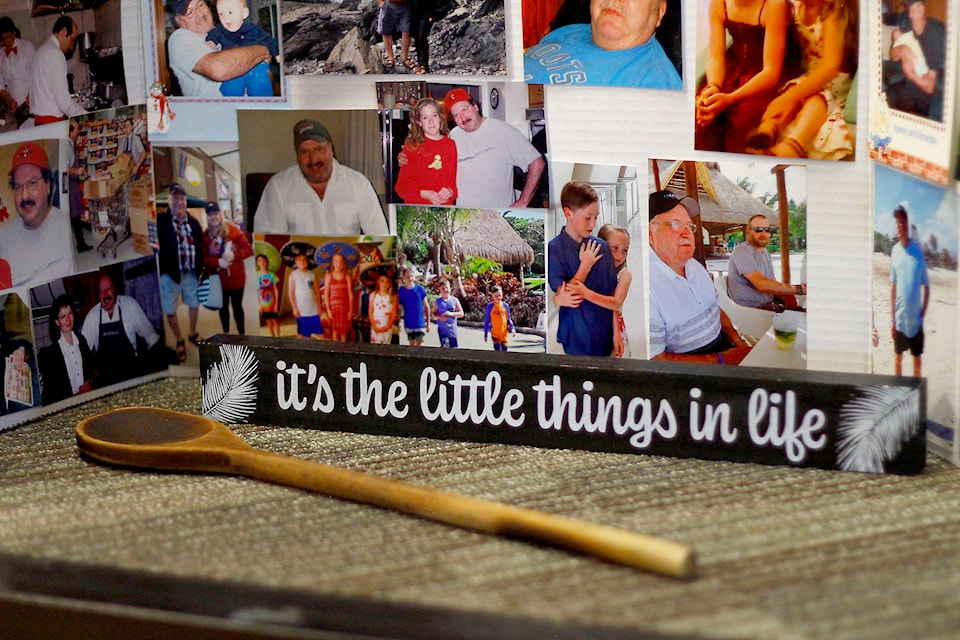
top-left (202, 344), bottom-right (259, 424)
top-left (836, 386), bottom-right (921, 473)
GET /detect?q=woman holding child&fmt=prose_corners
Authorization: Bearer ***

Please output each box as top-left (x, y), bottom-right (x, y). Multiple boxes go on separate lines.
top-left (394, 98), bottom-right (458, 205)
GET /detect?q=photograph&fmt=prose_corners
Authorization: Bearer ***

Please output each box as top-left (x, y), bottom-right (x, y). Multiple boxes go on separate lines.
top-left (70, 104), bottom-right (155, 271)
top-left (150, 0), bottom-right (283, 99)
top-left (253, 233), bottom-right (396, 343)
top-left (0, 291), bottom-right (39, 416)
top-left (647, 158), bottom-right (807, 366)
top-left (693, 0), bottom-right (859, 158)
top-left (868, 0), bottom-right (955, 185)
top-left (0, 137), bottom-right (74, 293)
top-left (281, 0), bottom-right (504, 75)
top-left (545, 163), bottom-right (640, 358)
top-left (880, 0), bottom-right (947, 123)
top-left (28, 254), bottom-right (168, 403)
top-left (0, 2), bottom-right (128, 131)
top-left (394, 205), bottom-right (545, 352)
top-left (151, 144), bottom-right (254, 367)
top-left (381, 81), bottom-right (548, 210)
top-left (240, 109), bottom-right (392, 238)
top-left (871, 164), bottom-right (958, 447)
top-left (521, 0), bottom-right (683, 88)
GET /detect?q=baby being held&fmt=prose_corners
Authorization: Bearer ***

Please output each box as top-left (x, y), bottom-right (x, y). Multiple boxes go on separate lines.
top-left (206, 0), bottom-right (280, 97)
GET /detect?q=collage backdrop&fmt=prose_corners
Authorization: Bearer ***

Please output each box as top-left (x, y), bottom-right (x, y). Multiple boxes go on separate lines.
top-left (0, 0), bottom-right (956, 456)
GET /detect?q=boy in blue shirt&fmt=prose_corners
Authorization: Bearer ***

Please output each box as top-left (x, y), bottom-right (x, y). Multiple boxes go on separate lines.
top-left (434, 278), bottom-right (464, 347)
top-left (397, 266), bottom-right (430, 346)
top-left (548, 181), bottom-right (617, 356)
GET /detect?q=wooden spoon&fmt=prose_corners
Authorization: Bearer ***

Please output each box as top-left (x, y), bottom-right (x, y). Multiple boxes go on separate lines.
top-left (76, 407), bottom-right (696, 578)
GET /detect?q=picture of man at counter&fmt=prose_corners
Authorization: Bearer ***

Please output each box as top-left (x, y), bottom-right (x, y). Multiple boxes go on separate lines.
top-left (0, 1), bottom-right (131, 131)
top-left (30, 15), bottom-right (86, 125)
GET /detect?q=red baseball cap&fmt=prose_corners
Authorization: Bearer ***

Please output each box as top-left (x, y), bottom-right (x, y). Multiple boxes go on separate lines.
top-left (443, 88), bottom-right (472, 116)
top-left (9, 142), bottom-right (50, 176)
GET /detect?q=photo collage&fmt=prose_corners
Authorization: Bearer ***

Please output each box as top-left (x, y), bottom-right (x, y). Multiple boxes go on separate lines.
top-left (0, 0), bottom-right (957, 463)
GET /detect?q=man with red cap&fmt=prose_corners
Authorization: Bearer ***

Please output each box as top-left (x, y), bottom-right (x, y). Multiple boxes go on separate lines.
top-left (0, 142), bottom-right (75, 288)
top-left (443, 88), bottom-right (545, 208)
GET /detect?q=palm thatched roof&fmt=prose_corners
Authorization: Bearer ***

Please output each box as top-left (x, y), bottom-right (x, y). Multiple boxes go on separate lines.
top-left (650, 160), bottom-right (779, 234)
top-left (453, 209), bottom-right (534, 266)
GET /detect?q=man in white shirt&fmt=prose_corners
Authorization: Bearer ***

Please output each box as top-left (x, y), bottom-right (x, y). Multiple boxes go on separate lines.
top-left (0, 17), bottom-right (36, 114)
top-left (81, 272), bottom-right (162, 387)
top-left (254, 119), bottom-right (390, 235)
top-left (0, 142), bottom-right (75, 289)
top-left (168, 0), bottom-right (271, 97)
top-left (444, 88), bottom-right (545, 208)
top-left (29, 16), bottom-right (86, 125)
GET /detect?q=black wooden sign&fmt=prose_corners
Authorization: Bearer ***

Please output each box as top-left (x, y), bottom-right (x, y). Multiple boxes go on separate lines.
top-left (200, 336), bottom-right (926, 474)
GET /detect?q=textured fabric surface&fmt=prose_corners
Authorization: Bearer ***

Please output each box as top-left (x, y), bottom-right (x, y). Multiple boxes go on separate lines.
top-left (2, 376), bottom-right (960, 638)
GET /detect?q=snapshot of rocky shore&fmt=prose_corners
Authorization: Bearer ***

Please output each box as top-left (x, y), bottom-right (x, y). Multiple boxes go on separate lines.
top-left (281, 0), bottom-right (506, 75)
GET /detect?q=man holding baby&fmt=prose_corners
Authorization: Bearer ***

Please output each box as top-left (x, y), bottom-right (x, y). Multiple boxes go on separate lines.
top-left (168, 0), bottom-right (273, 97)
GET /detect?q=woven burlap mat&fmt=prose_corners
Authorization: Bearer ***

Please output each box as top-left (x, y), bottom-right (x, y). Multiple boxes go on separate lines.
top-left (1, 376), bottom-right (959, 639)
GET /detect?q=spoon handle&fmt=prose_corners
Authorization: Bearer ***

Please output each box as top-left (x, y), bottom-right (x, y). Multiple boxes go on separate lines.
top-left (229, 448), bottom-right (695, 578)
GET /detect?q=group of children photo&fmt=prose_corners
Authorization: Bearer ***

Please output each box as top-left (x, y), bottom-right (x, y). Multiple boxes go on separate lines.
top-left (254, 236), bottom-right (521, 351)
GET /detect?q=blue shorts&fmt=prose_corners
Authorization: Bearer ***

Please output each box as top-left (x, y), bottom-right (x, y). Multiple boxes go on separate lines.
top-left (439, 333), bottom-right (458, 348)
top-left (297, 315), bottom-right (323, 338)
top-left (160, 272), bottom-right (199, 316)
top-left (378, 1), bottom-right (411, 35)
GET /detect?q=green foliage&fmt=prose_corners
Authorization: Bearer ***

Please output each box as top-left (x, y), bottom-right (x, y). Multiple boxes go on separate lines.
top-left (506, 215), bottom-right (545, 275)
top-left (460, 256), bottom-right (503, 278)
top-left (875, 231), bottom-right (895, 255)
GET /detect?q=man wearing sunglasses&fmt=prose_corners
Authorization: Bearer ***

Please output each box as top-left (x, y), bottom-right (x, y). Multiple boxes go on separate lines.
top-left (648, 190), bottom-right (751, 365)
top-left (727, 214), bottom-right (806, 311)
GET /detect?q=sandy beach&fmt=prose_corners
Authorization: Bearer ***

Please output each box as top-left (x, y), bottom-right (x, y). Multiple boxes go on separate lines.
top-left (872, 252), bottom-right (958, 429)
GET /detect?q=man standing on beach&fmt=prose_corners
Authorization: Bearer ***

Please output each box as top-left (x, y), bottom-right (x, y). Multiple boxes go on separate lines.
top-left (890, 203), bottom-right (929, 377)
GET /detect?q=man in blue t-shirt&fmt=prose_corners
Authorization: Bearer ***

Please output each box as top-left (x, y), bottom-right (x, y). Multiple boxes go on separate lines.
top-left (523, 0), bottom-right (681, 89)
top-left (890, 204), bottom-right (929, 377)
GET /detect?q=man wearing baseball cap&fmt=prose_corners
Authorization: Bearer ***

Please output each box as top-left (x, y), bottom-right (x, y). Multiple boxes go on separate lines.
top-left (0, 142), bottom-right (75, 288)
top-left (156, 182), bottom-right (203, 362)
top-left (443, 88), bottom-right (545, 208)
top-left (254, 118), bottom-right (389, 235)
top-left (168, 0), bottom-right (271, 98)
top-left (647, 189), bottom-right (751, 365)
